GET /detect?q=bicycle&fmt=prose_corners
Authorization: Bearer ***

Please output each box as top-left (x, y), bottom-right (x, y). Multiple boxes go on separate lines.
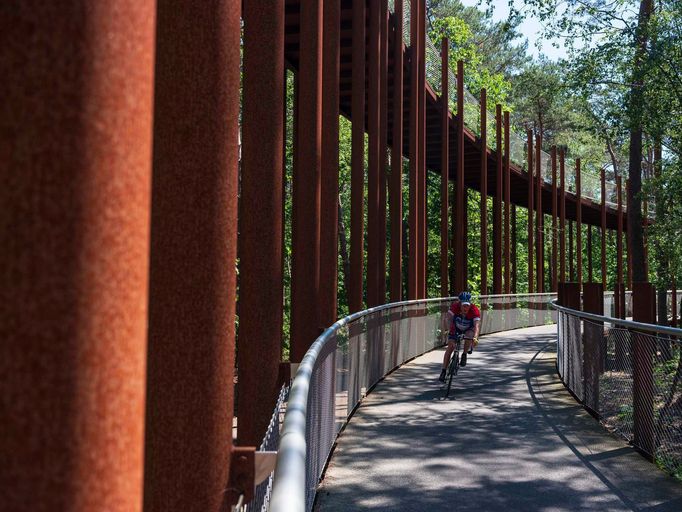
top-left (443, 333), bottom-right (464, 399)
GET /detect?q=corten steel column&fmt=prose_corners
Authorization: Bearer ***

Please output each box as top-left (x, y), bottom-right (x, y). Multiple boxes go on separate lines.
top-left (617, 175), bottom-right (625, 318)
top-left (480, 89), bottom-right (488, 295)
top-left (378, 0), bottom-right (389, 304)
top-left (583, 283), bottom-right (604, 411)
top-left (290, 0), bottom-right (323, 361)
top-left (632, 282), bottom-right (656, 457)
top-left (601, 168), bottom-right (607, 286)
top-left (672, 280), bottom-right (678, 328)
top-left (527, 130), bottom-right (535, 292)
top-left (419, 1), bottom-right (428, 298)
top-left (1, 3), bottom-right (155, 510)
top-left (390, 0), bottom-right (404, 302)
top-left (512, 206), bottom-right (518, 293)
top-left (456, 60), bottom-right (466, 293)
top-left (350, 0), bottom-right (365, 311)
top-left (440, 38), bottom-right (450, 297)
top-left (569, 220), bottom-right (574, 281)
top-left (587, 225), bottom-right (593, 283)
top-left (239, 0), bottom-right (285, 447)
top-left (576, 159), bottom-right (583, 287)
top-left (504, 111), bottom-right (511, 294)
top-left (535, 133), bottom-right (543, 292)
top-left (146, 0), bottom-right (242, 509)
top-left (367, 0), bottom-right (381, 307)
top-left (552, 146), bottom-right (558, 291)
top-left (493, 104), bottom-right (503, 294)
top-left (408, 0), bottom-right (419, 299)
top-left (560, 149), bottom-right (566, 283)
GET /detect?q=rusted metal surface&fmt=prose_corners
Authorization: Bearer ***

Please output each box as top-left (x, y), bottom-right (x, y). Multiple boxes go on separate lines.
top-left (583, 282), bottom-right (604, 411)
top-left (552, 146), bottom-right (558, 291)
top-left (504, 111), bottom-right (511, 294)
top-left (587, 225), bottom-right (593, 283)
top-left (408, 0), bottom-right (419, 299)
top-left (493, 105), bottom-right (503, 294)
top-left (456, 60), bottom-right (465, 293)
top-left (1, 2), bottom-right (155, 510)
top-left (390, 0), bottom-right (404, 302)
top-left (535, 133), bottom-right (543, 292)
top-left (378, 0), bottom-right (388, 304)
top-left (576, 158), bottom-right (583, 286)
top-left (560, 149), bottom-right (566, 283)
top-left (601, 168), bottom-right (607, 286)
top-left (420, 1), bottom-right (427, 298)
top-left (527, 130), bottom-right (534, 292)
top-left (480, 89), bottom-right (488, 295)
top-left (145, 0), bottom-right (240, 510)
top-left (632, 282), bottom-right (656, 457)
top-left (368, 0), bottom-right (381, 307)
top-left (239, 0), bottom-right (285, 448)
top-left (441, 38), bottom-right (450, 297)
top-left (617, 175), bottom-right (624, 296)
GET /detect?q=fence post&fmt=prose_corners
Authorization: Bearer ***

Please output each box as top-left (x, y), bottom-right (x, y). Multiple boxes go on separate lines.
top-left (558, 283), bottom-right (581, 392)
top-left (632, 282), bottom-right (656, 458)
top-left (583, 283), bottom-right (604, 412)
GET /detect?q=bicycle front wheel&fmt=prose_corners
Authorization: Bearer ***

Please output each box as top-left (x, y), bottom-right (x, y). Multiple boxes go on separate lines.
top-left (445, 353), bottom-right (459, 398)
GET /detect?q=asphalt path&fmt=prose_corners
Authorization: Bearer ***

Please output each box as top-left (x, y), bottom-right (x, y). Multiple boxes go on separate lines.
top-left (315, 325), bottom-right (682, 511)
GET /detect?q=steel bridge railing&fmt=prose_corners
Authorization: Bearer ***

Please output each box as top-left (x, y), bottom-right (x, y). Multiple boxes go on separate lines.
top-left (270, 293), bottom-right (557, 512)
top-left (552, 299), bottom-right (682, 479)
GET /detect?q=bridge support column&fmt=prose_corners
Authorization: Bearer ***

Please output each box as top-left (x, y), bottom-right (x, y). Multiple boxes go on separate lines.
top-left (601, 168), bottom-right (607, 287)
top-left (368, 0), bottom-right (381, 307)
top-left (632, 282), bottom-right (656, 458)
top-left (535, 133), bottom-right (543, 292)
top-left (456, 60), bottom-right (465, 293)
top-left (493, 104), bottom-right (503, 294)
top-left (576, 159), bottom-right (583, 287)
top-left (1, 2), bottom-right (155, 509)
top-left (527, 130), bottom-right (535, 293)
top-left (560, 149), bottom-right (566, 283)
top-left (390, 0), bottom-right (404, 302)
top-left (480, 88), bottom-right (488, 295)
top-left (583, 283), bottom-right (604, 411)
top-left (616, 175), bottom-right (624, 317)
top-left (440, 38), bottom-right (450, 298)
top-left (145, 0), bottom-right (241, 509)
top-left (408, 0), bottom-right (419, 299)
top-left (552, 146), bottom-right (558, 291)
top-left (504, 111), bottom-right (511, 294)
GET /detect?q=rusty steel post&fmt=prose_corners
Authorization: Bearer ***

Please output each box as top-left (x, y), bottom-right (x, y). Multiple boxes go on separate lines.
top-left (560, 149), bottom-right (566, 283)
top-left (419, 2), bottom-right (427, 297)
top-left (504, 111), bottom-right (511, 294)
top-left (290, 0), bottom-right (323, 361)
top-left (239, 0), bottom-right (285, 447)
top-left (672, 280), bottom-right (678, 328)
top-left (535, 133), bottom-right (543, 292)
top-left (493, 104), bottom-right (503, 294)
top-left (378, 0), bottom-right (389, 304)
top-left (390, 0), bottom-right (404, 302)
top-left (583, 283), bottom-right (604, 410)
top-left (350, 0), bottom-right (366, 311)
top-left (368, 0), bottom-right (381, 307)
top-left (1, 2), bottom-right (155, 510)
top-left (552, 146), bottom-right (558, 291)
top-left (616, 175), bottom-right (624, 318)
top-left (587, 225), bottom-right (593, 283)
top-left (632, 282), bottom-right (656, 458)
top-left (456, 60), bottom-right (465, 293)
top-left (569, 220), bottom-right (574, 281)
top-left (440, 38), bottom-right (450, 297)
top-left (527, 130), bottom-right (535, 292)
top-left (480, 89), bottom-right (488, 295)
top-left (601, 168), bottom-right (607, 286)
top-left (512, 205), bottom-right (518, 293)
top-left (408, 0), bottom-right (419, 299)
top-left (576, 158), bottom-right (583, 287)
top-left (145, 0), bottom-right (242, 509)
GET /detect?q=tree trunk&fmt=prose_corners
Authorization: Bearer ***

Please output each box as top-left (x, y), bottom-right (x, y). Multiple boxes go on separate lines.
top-left (338, 194), bottom-right (351, 310)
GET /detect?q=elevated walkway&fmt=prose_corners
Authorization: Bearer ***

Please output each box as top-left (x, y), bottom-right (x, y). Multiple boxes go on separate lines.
top-left (316, 325), bottom-right (682, 511)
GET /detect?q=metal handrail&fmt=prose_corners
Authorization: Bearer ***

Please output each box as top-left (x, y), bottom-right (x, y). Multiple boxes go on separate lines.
top-left (550, 299), bottom-right (682, 336)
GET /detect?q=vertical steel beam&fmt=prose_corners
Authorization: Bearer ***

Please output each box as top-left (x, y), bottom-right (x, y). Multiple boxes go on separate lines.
top-left (560, 149), bottom-right (566, 283)
top-left (290, 0), bottom-right (322, 361)
top-left (576, 158), bottom-right (582, 287)
top-left (527, 130), bottom-right (534, 292)
top-left (368, 0), bottom-right (381, 307)
top-left (601, 168), bottom-right (607, 286)
top-left (350, 0), bottom-right (366, 311)
top-left (583, 282), bottom-right (604, 411)
top-left (239, 0), bottom-right (285, 447)
top-left (2, 2), bottom-right (155, 509)
top-left (617, 175), bottom-right (624, 317)
top-left (146, 0), bottom-right (242, 508)
top-left (390, 0), bottom-right (404, 302)
top-left (419, 1), bottom-right (427, 298)
top-left (504, 111), bottom-right (511, 294)
top-left (493, 104), bottom-right (503, 294)
top-left (587, 225), bottom-right (593, 282)
top-left (440, 38), bottom-right (450, 297)
top-left (569, 220), bottom-right (574, 281)
top-left (480, 89), bottom-right (488, 295)
top-left (408, 0), bottom-right (419, 299)
top-left (535, 133), bottom-right (543, 292)
top-left (456, 60), bottom-right (465, 292)
top-left (672, 280), bottom-right (678, 328)
top-left (632, 282), bottom-right (656, 457)
top-left (378, 0), bottom-right (389, 304)
top-left (552, 146), bottom-right (558, 291)
top-left (512, 206), bottom-right (518, 293)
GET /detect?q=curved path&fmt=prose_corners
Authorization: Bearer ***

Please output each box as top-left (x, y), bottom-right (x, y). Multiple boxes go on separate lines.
top-left (316, 325), bottom-right (682, 511)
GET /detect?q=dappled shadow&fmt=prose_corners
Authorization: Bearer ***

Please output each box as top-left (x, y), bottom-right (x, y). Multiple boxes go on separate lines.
top-left (315, 325), bottom-right (682, 511)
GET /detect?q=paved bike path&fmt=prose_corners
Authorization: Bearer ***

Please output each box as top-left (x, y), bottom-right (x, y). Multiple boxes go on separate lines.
top-left (315, 325), bottom-right (682, 511)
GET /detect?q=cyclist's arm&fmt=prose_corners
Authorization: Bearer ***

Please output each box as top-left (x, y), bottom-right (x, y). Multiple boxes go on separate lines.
top-left (472, 318), bottom-right (481, 339)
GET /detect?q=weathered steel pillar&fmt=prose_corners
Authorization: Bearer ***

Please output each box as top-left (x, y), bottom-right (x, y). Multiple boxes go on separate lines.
top-left (601, 168), bottom-right (607, 286)
top-left (576, 158), bottom-right (583, 287)
top-left (350, 0), bottom-right (366, 311)
top-left (480, 88), bottom-right (488, 295)
top-left (419, 2), bottom-right (427, 297)
top-left (569, 220), bottom-right (574, 281)
top-left (2, 2), bottom-right (155, 509)
top-left (441, 38), bottom-right (450, 297)
top-left (504, 111), bottom-right (511, 294)
top-left (587, 225), bottom-right (593, 282)
top-left (632, 282), bottom-right (656, 458)
top-left (535, 133), bottom-right (543, 292)
top-left (617, 175), bottom-right (624, 309)
top-left (368, 0), bottom-right (381, 307)
top-left (456, 60), bottom-right (465, 293)
top-left (379, 0), bottom-right (389, 304)
top-left (390, 0), bottom-right (404, 302)
top-left (512, 205), bottom-right (518, 293)
top-left (239, 0), bottom-right (285, 447)
top-left (408, 0), bottom-right (419, 299)
top-left (527, 130), bottom-right (535, 292)
top-left (583, 283), bottom-right (604, 411)
top-left (560, 149), bottom-right (566, 283)
top-left (290, 0), bottom-right (323, 360)
top-left (145, 0), bottom-right (242, 508)
top-left (493, 104), bottom-right (503, 294)
top-left (672, 281), bottom-right (678, 328)
top-left (552, 146), bottom-right (558, 291)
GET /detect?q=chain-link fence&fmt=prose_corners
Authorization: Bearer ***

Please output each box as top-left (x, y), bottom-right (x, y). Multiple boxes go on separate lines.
top-left (554, 302), bottom-right (682, 480)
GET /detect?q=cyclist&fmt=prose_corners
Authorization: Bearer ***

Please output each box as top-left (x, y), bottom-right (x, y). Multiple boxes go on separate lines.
top-left (439, 292), bottom-right (481, 382)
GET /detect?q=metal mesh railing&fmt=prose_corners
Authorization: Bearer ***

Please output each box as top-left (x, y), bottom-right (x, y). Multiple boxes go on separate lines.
top-left (271, 293), bottom-right (556, 512)
top-left (554, 301), bottom-right (682, 479)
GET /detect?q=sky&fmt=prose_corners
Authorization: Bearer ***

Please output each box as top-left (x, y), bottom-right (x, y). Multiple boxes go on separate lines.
top-left (459, 0), bottom-right (569, 61)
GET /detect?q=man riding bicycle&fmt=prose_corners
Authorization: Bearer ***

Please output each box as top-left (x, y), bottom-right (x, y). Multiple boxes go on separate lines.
top-left (439, 292), bottom-right (481, 382)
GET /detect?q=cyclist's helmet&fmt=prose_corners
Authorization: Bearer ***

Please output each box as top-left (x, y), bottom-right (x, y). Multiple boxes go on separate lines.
top-left (458, 291), bottom-right (472, 305)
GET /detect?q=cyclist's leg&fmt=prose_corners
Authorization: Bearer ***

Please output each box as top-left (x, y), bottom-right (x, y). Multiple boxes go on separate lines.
top-left (460, 330), bottom-right (474, 366)
top-left (442, 339), bottom-right (455, 369)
